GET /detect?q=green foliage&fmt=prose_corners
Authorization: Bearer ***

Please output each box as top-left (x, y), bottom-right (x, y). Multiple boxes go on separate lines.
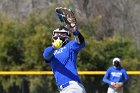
top-left (0, 14), bottom-right (24, 69)
top-left (78, 33), bottom-right (140, 71)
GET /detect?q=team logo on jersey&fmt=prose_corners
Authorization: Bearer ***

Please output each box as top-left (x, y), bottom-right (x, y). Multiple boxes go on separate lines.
top-left (54, 47), bottom-right (66, 55)
top-left (111, 72), bottom-right (122, 77)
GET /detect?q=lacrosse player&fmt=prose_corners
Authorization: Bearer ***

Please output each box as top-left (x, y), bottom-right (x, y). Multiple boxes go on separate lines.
top-left (43, 7), bottom-right (86, 93)
top-left (103, 57), bottom-right (129, 93)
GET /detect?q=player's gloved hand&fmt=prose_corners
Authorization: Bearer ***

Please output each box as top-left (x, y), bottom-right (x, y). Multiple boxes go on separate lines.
top-left (111, 82), bottom-right (116, 86)
top-left (112, 82), bottom-right (123, 92)
top-left (114, 82), bottom-right (123, 88)
top-left (55, 7), bottom-right (77, 28)
top-left (52, 37), bottom-right (63, 49)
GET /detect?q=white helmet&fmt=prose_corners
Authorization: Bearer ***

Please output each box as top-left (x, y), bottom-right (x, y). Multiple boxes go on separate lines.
top-left (112, 57), bottom-right (121, 67)
top-left (53, 27), bottom-right (70, 36)
top-left (113, 57), bottom-right (120, 63)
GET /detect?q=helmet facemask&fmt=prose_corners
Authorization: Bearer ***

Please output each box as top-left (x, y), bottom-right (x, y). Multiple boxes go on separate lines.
top-left (52, 26), bottom-right (70, 45)
top-left (113, 61), bottom-right (121, 68)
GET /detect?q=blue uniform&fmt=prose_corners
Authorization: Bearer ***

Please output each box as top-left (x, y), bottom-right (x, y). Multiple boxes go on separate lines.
top-left (103, 66), bottom-right (128, 85)
top-left (43, 38), bottom-right (85, 87)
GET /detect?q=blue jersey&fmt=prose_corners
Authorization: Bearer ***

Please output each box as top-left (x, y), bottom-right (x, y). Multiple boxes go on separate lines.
top-left (43, 39), bottom-right (85, 87)
top-left (103, 66), bottom-right (128, 85)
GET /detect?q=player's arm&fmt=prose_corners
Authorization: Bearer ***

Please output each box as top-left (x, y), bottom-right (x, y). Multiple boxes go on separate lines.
top-left (122, 69), bottom-right (129, 84)
top-left (73, 28), bottom-right (85, 44)
top-left (66, 23), bottom-right (85, 44)
top-left (71, 25), bottom-right (85, 45)
top-left (43, 46), bottom-right (55, 63)
top-left (103, 69), bottom-right (112, 85)
top-left (67, 25), bottom-right (86, 52)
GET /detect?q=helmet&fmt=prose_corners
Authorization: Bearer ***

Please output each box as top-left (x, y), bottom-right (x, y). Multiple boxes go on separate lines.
top-left (112, 57), bottom-right (121, 67)
top-left (113, 57), bottom-right (120, 63)
top-left (52, 26), bottom-right (71, 44)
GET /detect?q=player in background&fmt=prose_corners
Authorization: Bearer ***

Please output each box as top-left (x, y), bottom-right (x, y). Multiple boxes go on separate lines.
top-left (43, 23), bottom-right (86, 93)
top-left (102, 57), bottom-right (129, 93)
